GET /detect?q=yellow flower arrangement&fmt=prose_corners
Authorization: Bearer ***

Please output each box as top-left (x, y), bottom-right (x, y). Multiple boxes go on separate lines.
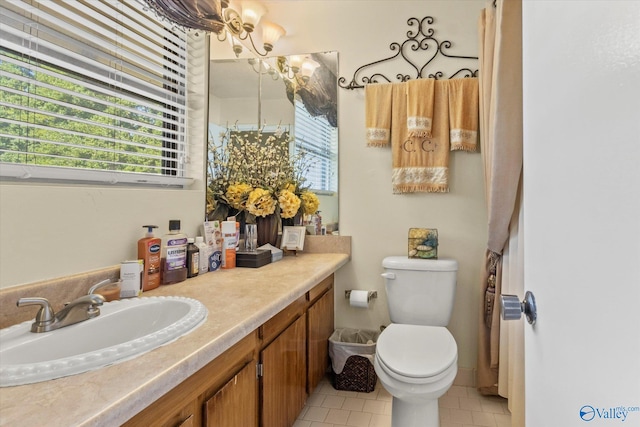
top-left (225, 183), bottom-right (252, 210)
top-left (300, 191), bottom-right (320, 215)
top-left (207, 128), bottom-right (320, 223)
top-left (246, 188), bottom-right (277, 217)
top-left (279, 189), bottom-right (302, 219)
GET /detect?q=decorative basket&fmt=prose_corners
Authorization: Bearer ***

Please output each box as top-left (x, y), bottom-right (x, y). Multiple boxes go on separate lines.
top-left (332, 355), bottom-right (377, 393)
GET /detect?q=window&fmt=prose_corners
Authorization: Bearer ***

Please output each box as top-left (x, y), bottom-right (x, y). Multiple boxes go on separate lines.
top-left (293, 98), bottom-right (337, 193)
top-left (0, 0), bottom-right (191, 186)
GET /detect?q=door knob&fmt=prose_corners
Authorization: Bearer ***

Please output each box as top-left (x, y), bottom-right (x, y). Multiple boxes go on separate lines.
top-left (500, 291), bottom-right (537, 325)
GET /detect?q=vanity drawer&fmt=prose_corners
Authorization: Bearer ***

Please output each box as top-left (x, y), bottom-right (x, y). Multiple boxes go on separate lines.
top-left (307, 275), bottom-right (334, 304)
top-left (260, 295), bottom-right (306, 347)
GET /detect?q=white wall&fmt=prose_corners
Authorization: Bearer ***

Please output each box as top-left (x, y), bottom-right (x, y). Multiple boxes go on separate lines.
top-left (0, 1), bottom-right (488, 374)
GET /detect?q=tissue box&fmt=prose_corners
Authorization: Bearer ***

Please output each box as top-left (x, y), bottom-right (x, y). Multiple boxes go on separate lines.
top-left (258, 243), bottom-right (283, 263)
top-left (236, 249), bottom-right (272, 268)
top-left (408, 228), bottom-right (438, 259)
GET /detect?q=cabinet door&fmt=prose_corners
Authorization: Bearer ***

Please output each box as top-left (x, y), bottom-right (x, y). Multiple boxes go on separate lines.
top-left (261, 313), bottom-right (307, 427)
top-left (307, 288), bottom-right (334, 393)
top-left (204, 361), bottom-right (258, 427)
top-left (176, 414), bottom-right (194, 427)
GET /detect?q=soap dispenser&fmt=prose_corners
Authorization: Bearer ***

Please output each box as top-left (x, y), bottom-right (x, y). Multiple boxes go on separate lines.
top-left (138, 225), bottom-right (161, 291)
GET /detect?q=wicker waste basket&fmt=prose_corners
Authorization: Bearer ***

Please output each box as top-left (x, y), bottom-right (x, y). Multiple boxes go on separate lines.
top-left (329, 328), bottom-right (380, 392)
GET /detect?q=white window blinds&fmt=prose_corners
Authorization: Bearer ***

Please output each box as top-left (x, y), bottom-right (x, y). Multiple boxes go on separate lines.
top-left (0, 0), bottom-right (191, 186)
top-left (293, 98), bottom-right (337, 193)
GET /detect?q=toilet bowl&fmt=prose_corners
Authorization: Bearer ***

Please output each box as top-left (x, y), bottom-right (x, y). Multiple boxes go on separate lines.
top-left (374, 323), bottom-right (458, 427)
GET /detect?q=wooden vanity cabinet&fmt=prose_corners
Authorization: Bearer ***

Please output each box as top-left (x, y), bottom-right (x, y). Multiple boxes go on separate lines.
top-left (260, 312), bottom-right (307, 427)
top-left (203, 359), bottom-right (258, 426)
top-left (259, 274), bottom-right (334, 427)
top-left (307, 275), bottom-right (335, 393)
top-left (123, 274), bottom-right (335, 427)
top-left (122, 332), bottom-right (258, 427)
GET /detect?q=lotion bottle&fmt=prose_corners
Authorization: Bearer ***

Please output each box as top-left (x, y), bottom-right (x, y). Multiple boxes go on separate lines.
top-left (161, 220), bottom-right (188, 285)
top-left (138, 225), bottom-right (161, 291)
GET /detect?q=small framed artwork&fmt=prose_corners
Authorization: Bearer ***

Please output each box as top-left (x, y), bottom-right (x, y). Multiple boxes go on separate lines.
top-left (281, 226), bottom-right (306, 251)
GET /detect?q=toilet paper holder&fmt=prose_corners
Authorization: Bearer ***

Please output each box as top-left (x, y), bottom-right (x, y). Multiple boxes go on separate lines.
top-left (345, 290), bottom-right (378, 302)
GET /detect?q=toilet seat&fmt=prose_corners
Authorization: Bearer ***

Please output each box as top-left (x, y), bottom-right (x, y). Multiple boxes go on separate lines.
top-left (376, 324), bottom-right (457, 382)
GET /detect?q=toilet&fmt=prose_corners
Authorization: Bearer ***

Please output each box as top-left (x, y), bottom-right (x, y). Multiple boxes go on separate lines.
top-left (374, 256), bottom-right (459, 427)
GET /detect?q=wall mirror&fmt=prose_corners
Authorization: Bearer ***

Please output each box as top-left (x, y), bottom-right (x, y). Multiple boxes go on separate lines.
top-left (207, 51), bottom-right (339, 233)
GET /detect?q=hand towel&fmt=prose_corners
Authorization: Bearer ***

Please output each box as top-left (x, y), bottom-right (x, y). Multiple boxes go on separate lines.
top-left (406, 78), bottom-right (436, 138)
top-left (392, 80), bottom-right (450, 193)
top-left (448, 77), bottom-right (479, 152)
top-left (364, 82), bottom-right (393, 147)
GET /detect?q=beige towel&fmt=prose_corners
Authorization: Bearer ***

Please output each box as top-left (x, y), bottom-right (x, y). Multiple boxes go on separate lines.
top-left (364, 82), bottom-right (393, 147)
top-left (448, 77), bottom-right (479, 152)
top-left (392, 80), bottom-right (450, 193)
top-left (406, 78), bottom-right (436, 138)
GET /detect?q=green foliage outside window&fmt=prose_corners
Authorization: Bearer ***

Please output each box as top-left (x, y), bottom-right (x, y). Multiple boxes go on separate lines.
top-left (0, 48), bottom-right (167, 174)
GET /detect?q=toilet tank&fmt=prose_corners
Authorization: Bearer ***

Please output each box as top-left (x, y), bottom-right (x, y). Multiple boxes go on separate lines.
top-left (382, 256), bottom-right (458, 326)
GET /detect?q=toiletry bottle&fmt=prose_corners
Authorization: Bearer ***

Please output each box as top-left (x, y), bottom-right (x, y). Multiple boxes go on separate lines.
top-left (204, 220), bottom-right (223, 271)
top-left (221, 220), bottom-right (236, 269)
top-left (161, 220), bottom-right (188, 285)
top-left (195, 236), bottom-right (208, 275)
top-left (138, 225), bottom-right (161, 291)
top-left (314, 211), bottom-right (322, 236)
top-left (187, 237), bottom-right (199, 278)
top-left (228, 216), bottom-right (240, 250)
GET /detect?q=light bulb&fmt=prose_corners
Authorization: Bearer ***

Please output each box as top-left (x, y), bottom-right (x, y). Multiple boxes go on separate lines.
top-left (288, 55), bottom-right (304, 74)
top-left (240, 1), bottom-right (265, 33)
top-left (300, 59), bottom-right (320, 81)
top-left (261, 21), bottom-right (285, 53)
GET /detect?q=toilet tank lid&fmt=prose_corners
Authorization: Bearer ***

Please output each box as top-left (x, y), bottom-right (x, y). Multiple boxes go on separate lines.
top-left (382, 256), bottom-right (458, 271)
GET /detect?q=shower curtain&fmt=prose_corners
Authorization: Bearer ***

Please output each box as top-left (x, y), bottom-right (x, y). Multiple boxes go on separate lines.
top-left (477, 0), bottom-right (524, 423)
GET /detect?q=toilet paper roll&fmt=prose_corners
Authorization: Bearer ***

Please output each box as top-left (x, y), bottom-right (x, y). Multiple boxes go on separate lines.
top-left (349, 290), bottom-right (370, 309)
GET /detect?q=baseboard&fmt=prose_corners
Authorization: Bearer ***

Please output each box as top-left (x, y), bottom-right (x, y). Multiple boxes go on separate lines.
top-left (453, 367), bottom-right (476, 387)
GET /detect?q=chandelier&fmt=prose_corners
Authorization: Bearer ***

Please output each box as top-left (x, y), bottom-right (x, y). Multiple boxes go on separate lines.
top-left (247, 55), bottom-right (320, 87)
top-left (218, 1), bottom-right (285, 57)
top-left (142, 0), bottom-right (285, 57)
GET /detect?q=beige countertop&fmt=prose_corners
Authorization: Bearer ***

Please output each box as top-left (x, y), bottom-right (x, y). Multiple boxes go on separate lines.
top-left (0, 253), bottom-right (349, 427)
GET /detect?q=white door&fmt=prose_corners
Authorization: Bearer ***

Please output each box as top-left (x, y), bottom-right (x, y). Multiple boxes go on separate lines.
top-left (522, 1), bottom-right (640, 426)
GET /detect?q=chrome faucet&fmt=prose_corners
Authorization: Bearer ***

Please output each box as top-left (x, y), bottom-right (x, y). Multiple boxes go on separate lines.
top-left (17, 294), bottom-right (106, 333)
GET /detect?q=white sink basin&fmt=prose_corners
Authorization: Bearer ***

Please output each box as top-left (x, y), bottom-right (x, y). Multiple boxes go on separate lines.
top-left (0, 296), bottom-right (207, 387)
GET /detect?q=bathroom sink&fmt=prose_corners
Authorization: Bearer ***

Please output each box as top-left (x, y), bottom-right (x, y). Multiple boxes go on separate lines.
top-left (0, 296), bottom-right (207, 387)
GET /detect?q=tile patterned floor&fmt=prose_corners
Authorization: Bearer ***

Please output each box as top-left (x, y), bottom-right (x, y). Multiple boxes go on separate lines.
top-left (294, 376), bottom-right (511, 427)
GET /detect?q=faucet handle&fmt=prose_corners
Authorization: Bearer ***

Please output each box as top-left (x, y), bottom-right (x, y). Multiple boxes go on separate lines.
top-left (88, 279), bottom-right (112, 295)
top-left (17, 297), bottom-right (55, 327)
top-left (73, 294), bottom-right (106, 306)
top-left (79, 294), bottom-right (106, 318)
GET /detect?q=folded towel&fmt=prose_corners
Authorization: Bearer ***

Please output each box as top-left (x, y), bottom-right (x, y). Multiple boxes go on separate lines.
top-left (448, 77), bottom-right (479, 152)
top-left (364, 82), bottom-right (393, 147)
top-left (392, 80), bottom-right (450, 193)
top-left (406, 78), bottom-right (436, 138)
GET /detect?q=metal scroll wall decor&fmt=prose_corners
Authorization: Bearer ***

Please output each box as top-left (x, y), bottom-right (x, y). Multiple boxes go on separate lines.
top-left (338, 16), bottom-right (478, 90)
